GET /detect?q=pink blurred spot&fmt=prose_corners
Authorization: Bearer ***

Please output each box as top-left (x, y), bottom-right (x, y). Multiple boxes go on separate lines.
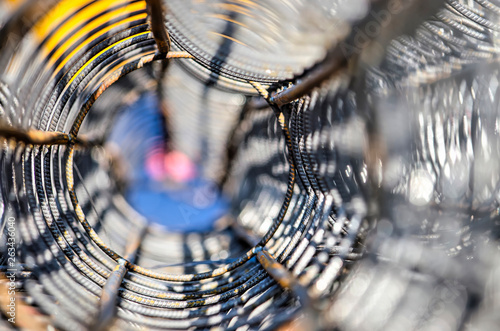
top-left (145, 151), bottom-right (166, 181)
top-left (164, 151), bottom-right (197, 182)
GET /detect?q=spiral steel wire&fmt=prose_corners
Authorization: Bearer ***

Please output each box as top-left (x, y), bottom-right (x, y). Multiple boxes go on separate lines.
top-left (0, 0), bottom-right (500, 330)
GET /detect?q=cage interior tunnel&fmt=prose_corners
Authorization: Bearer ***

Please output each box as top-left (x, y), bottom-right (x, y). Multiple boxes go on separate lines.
top-left (1, 0), bottom-right (500, 330)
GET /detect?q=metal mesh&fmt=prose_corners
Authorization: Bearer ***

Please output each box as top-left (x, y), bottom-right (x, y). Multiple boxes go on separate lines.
top-left (0, 0), bottom-right (500, 330)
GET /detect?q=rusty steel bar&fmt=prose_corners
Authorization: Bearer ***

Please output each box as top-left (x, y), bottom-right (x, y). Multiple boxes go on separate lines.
top-left (256, 250), bottom-right (309, 305)
top-left (0, 125), bottom-right (91, 146)
top-left (269, 0), bottom-right (444, 107)
top-left (145, 0), bottom-right (171, 54)
top-left (92, 225), bottom-right (147, 331)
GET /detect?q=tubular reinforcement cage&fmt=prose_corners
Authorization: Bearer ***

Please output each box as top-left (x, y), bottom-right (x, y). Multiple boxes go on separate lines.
top-left (1, 0), bottom-right (500, 330)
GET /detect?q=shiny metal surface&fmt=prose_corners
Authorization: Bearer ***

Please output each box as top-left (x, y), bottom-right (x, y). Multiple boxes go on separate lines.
top-left (0, 0), bottom-right (499, 330)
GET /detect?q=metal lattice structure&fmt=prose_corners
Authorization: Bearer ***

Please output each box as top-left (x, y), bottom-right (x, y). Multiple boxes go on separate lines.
top-left (1, 0), bottom-right (500, 330)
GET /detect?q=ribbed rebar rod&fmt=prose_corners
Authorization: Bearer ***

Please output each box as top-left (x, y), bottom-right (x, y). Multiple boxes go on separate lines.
top-left (0, 125), bottom-right (90, 146)
top-left (93, 225), bottom-right (147, 331)
top-left (269, 0), bottom-right (444, 106)
top-left (145, 0), bottom-right (170, 54)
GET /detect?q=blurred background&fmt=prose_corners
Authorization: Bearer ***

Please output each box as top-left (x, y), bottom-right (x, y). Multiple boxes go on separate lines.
top-left (0, 0), bottom-right (499, 330)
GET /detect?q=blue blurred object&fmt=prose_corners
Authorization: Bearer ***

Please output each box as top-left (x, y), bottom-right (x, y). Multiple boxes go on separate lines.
top-left (108, 93), bottom-right (229, 232)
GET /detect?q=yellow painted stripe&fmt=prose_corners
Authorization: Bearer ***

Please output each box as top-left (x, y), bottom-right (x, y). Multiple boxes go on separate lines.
top-left (33, 0), bottom-right (97, 40)
top-left (206, 14), bottom-right (248, 28)
top-left (94, 50), bottom-right (155, 85)
top-left (41, 1), bottom-right (146, 57)
top-left (49, 13), bottom-right (147, 71)
top-left (209, 32), bottom-right (248, 46)
top-left (228, 0), bottom-right (258, 9)
top-left (6, 0), bottom-right (23, 5)
top-left (67, 31), bottom-right (150, 85)
top-left (211, 3), bottom-right (254, 18)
